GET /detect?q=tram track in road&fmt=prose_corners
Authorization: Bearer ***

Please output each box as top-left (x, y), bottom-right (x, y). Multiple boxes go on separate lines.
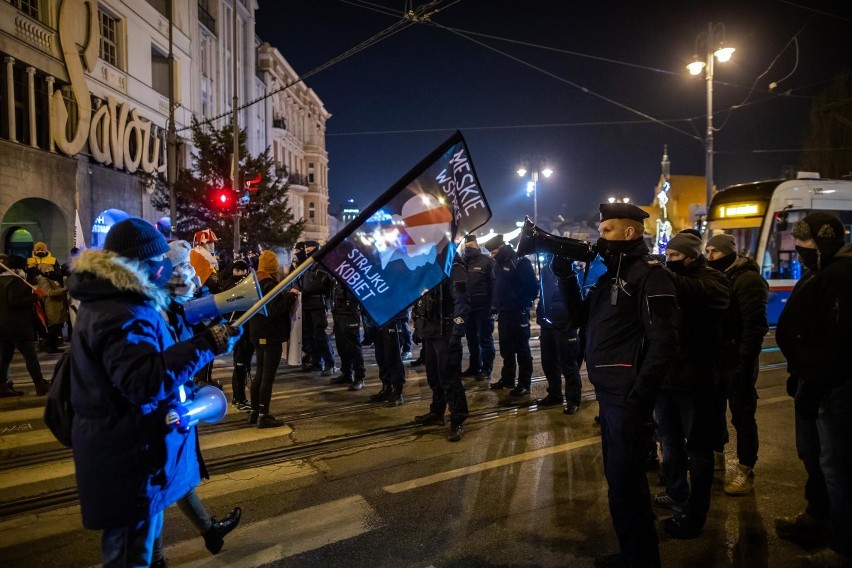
top-left (0, 355), bottom-right (788, 521)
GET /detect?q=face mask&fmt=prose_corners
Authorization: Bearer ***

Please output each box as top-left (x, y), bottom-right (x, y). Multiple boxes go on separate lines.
top-left (595, 237), bottom-right (633, 262)
top-left (795, 246), bottom-right (819, 271)
top-left (708, 254), bottom-right (736, 272)
top-left (144, 258), bottom-right (173, 288)
top-left (666, 259), bottom-right (686, 274)
top-left (34, 251), bottom-right (48, 257)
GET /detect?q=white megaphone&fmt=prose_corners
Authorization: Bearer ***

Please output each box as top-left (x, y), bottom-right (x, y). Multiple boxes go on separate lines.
top-left (165, 385), bottom-right (228, 432)
top-left (183, 270), bottom-right (267, 325)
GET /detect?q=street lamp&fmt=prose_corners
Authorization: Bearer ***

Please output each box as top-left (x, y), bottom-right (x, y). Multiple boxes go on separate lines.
top-left (688, 22), bottom-right (735, 217)
top-left (517, 162), bottom-right (552, 226)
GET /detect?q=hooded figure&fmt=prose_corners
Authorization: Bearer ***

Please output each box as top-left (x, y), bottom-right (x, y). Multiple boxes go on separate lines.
top-left (774, 212), bottom-right (852, 566)
top-left (66, 217), bottom-right (240, 566)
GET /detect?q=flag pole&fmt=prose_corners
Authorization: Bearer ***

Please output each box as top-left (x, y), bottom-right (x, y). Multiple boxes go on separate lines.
top-left (0, 260), bottom-right (39, 291)
top-left (230, 256), bottom-right (314, 328)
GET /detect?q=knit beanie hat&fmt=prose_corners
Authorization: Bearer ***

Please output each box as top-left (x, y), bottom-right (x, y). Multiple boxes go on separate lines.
top-left (707, 234), bottom-right (736, 256)
top-left (232, 259), bottom-right (250, 272)
top-left (792, 212), bottom-right (846, 259)
top-left (256, 250), bottom-right (279, 280)
top-left (666, 232), bottom-right (702, 258)
top-left (104, 218), bottom-right (169, 260)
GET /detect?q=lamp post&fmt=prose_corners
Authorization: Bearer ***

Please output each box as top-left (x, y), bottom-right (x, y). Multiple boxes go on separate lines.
top-left (517, 162), bottom-right (553, 226)
top-left (688, 22), bottom-right (734, 217)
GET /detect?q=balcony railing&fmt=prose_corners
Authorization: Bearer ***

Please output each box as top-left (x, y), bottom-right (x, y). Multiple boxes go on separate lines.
top-left (287, 172), bottom-right (309, 186)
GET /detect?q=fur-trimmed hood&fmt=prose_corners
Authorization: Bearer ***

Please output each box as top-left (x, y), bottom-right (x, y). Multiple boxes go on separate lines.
top-left (67, 249), bottom-right (170, 309)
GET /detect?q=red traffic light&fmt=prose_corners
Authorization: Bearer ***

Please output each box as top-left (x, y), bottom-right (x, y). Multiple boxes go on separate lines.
top-left (212, 188), bottom-right (235, 211)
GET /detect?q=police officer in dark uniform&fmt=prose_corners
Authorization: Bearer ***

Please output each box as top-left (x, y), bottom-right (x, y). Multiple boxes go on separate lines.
top-left (329, 280), bottom-right (366, 391)
top-left (484, 234), bottom-right (539, 396)
top-left (536, 254), bottom-right (584, 414)
top-left (294, 241), bottom-right (336, 376)
top-left (413, 253), bottom-right (470, 441)
top-left (461, 234), bottom-right (495, 381)
top-left (370, 310), bottom-right (408, 406)
top-left (582, 202), bottom-right (679, 568)
top-left (221, 259), bottom-right (255, 410)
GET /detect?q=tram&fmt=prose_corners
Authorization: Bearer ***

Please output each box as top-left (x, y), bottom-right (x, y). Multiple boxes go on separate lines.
top-left (705, 172), bottom-right (852, 325)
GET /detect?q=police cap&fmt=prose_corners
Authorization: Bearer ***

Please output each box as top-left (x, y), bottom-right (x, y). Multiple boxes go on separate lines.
top-left (599, 202), bottom-right (649, 223)
top-left (482, 234), bottom-right (504, 252)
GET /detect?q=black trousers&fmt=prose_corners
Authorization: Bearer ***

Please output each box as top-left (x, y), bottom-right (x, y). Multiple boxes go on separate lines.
top-left (713, 356), bottom-right (760, 468)
top-left (539, 326), bottom-right (581, 405)
top-left (375, 322), bottom-right (405, 386)
top-left (231, 334), bottom-right (254, 402)
top-left (598, 397), bottom-right (661, 568)
top-left (423, 334), bottom-right (468, 427)
top-left (333, 312), bottom-right (365, 381)
top-left (251, 340), bottom-right (283, 414)
top-left (464, 308), bottom-right (495, 375)
top-left (0, 341), bottom-right (44, 385)
top-left (303, 308), bottom-right (333, 369)
top-left (497, 308), bottom-right (533, 386)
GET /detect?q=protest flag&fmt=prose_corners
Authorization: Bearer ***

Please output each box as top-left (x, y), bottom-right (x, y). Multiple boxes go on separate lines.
top-left (232, 131), bottom-right (491, 328)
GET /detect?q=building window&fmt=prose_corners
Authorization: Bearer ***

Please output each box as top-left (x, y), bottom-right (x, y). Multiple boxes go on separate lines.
top-left (198, 0), bottom-right (216, 33)
top-left (99, 9), bottom-right (121, 68)
top-left (9, 0), bottom-right (40, 19)
top-left (308, 162), bottom-right (315, 184)
top-left (200, 31), bottom-right (214, 118)
top-left (150, 46), bottom-right (169, 97)
top-left (308, 202), bottom-right (315, 222)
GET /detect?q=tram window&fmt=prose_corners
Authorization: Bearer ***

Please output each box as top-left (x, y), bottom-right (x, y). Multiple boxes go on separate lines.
top-left (713, 228), bottom-right (760, 259)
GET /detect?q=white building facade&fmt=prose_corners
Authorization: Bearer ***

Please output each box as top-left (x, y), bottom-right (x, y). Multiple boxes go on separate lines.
top-left (257, 42), bottom-right (331, 243)
top-left (0, 0), bottom-right (330, 258)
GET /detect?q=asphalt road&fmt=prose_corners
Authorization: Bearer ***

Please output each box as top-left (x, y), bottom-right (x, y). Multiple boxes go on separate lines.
top-left (0, 331), bottom-right (816, 567)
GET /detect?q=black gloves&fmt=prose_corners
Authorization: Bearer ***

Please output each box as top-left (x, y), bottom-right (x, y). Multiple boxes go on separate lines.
top-left (794, 380), bottom-right (824, 420)
top-left (786, 374), bottom-right (799, 398)
top-left (205, 324), bottom-right (243, 355)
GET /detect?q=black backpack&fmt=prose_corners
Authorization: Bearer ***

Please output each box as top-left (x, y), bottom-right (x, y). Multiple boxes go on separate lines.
top-left (43, 352), bottom-right (73, 447)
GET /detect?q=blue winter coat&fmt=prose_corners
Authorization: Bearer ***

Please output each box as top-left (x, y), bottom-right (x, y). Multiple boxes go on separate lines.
top-left (66, 250), bottom-right (218, 529)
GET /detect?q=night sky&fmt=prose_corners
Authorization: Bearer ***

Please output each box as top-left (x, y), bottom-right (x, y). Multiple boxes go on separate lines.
top-left (255, 0), bottom-right (852, 233)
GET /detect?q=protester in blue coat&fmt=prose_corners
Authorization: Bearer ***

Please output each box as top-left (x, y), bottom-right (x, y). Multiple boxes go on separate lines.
top-left (66, 218), bottom-right (240, 568)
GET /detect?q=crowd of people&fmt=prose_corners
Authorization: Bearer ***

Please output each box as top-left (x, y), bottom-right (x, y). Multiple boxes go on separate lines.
top-left (1, 203), bottom-right (849, 568)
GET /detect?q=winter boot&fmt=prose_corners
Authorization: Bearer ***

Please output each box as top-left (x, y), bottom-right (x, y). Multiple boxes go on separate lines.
top-left (203, 507), bottom-right (242, 554)
top-left (369, 382), bottom-right (390, 402)
top-left (386, 384), bottom-right (404, 407)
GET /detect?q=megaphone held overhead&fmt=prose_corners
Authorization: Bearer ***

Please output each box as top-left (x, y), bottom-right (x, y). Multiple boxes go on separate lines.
top-left (516, 216), bottom-right (596, 262)
top-left (184, 270), bottom-right (267, 325)
top-left (165, 385), bottom-right (228, 432)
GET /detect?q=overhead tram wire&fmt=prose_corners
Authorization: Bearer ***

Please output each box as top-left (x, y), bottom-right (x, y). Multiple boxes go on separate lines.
top-left (180, 10), bottom-right (412, 132)
top-left (424, 20), bottom-right (702, 144)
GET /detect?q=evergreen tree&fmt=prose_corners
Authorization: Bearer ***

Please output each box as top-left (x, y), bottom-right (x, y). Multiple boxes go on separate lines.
top-left (801, 72), bottom-right (852, 179)
top-left (152, 117), bottom-right (304, 250)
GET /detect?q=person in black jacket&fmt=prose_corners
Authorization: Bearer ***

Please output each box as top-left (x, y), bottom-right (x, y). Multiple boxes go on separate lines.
top-left (330, 280), bottom-right (366, 391)
top-left (221, 259), bottom-right (256, 410)
top-left (413, 254), bottom-right (470, 441)
top-left (294, 241), bottom-right (336, 375)
top-left (583, 202), bottom-right (678, 568)
top-left (249, 250), bottom-right (298, 428)
top-left (0, 254), bottom-right (48, 396)
top-left (653, 232), bottom-right (730, 540)
top-left (461, 234), bottom-right (495, 381)
top-left (705, 233), bottom-right (769, 496)
top-left (484, 234), bottom-right (539, 396)
top-left (536, 255), bottom-right (583, 414)
top-left (775, 213), bottom-right (852, 567)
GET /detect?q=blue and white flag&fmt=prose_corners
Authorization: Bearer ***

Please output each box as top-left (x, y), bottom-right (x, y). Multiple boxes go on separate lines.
top-left (318, 131), bottom-right (491, 326)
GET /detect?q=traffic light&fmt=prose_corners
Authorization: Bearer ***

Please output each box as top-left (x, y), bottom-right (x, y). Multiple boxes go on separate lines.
top-left (212, 187), bottom-right (235, 212)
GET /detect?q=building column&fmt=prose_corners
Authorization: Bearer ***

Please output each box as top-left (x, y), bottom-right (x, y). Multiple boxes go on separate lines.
top-left (26, 66), bottom-right (37, 148)
top-left (45, 75), bottom-right (55, 152)
top-left (5, 57), bottom-right (17, 143)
